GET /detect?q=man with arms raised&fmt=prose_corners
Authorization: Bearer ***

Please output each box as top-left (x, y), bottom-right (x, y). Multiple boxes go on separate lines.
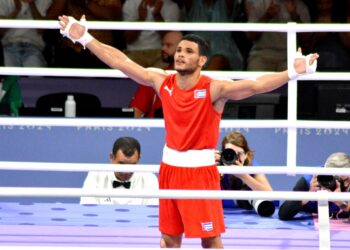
top-left (58, 15), bottom-right (318, 248)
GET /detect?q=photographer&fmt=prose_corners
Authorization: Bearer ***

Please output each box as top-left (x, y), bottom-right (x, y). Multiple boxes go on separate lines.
top-left (278, 152), bottom-right (350, 221)
top-left (216, 131), bottom-right (275, 217)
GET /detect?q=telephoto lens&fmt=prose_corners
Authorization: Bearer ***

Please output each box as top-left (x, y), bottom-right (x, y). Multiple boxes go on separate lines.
top-left (250, 200), bottom-right (275, 217)
top-left (220, 148), bottom-right (237, 165)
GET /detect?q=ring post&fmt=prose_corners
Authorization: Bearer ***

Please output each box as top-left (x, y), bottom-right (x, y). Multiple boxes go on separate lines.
top-left (317, 191), bottom-right (331, 250)
top-left (286, 22), bottom-right (298, 174)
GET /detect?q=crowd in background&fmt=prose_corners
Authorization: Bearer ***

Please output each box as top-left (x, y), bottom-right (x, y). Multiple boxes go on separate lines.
top-left (1, 0), bottom-right (349, 118)
top-left (0, 0), bottom-right (349, 72)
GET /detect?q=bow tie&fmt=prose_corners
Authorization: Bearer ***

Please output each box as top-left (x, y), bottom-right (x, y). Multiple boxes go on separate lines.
top-left (112, 180), bottom-right (131, 189)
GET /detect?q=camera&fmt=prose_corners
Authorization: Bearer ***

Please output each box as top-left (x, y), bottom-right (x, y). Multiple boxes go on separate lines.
top-left (236, 199), bottom-right (275, 217)
top-left (220, 148), bottom-right (237, 165)
top-left (317, 175), bottom-right (345, 191)
top-left (250, 200), bottom-right (276, 217)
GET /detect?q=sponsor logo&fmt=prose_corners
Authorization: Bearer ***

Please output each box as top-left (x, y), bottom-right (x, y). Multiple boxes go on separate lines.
top-left (164, 86), bottom-right (173, 96)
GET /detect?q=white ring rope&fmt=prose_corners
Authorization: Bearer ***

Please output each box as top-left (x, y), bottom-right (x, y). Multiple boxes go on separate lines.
top-left (1, 162), bottom-right (350, 177)
top-left (0, 20), bottom-right (349, 32)
top-left (0, 118), bottom-right (350, 129)
top-left (0, 187), bottom-right (350, 203)
top-left (1, 67), bottom-right (350, 81)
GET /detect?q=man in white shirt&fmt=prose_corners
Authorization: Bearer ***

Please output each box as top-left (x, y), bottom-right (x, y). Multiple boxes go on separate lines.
top-left (80, 136), bottom-right (159, 205)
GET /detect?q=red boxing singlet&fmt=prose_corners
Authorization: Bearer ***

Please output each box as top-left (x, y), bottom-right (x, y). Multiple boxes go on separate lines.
top-left (159, 74), bottom-right (221, 151)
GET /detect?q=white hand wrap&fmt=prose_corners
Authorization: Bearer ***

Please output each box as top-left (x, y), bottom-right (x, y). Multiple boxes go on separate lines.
top-left (59, 16), bottom-right (93, 49)
top-left (288, 51), bottom-right (318, 80)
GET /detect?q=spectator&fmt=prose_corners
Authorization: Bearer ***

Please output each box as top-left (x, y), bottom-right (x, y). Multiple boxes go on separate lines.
top-left (0, 35), bottom-right (22, 116)
top-left (129, 30), bottom-right (183, 118)
top-left (80, 136), bottom-right (159, 205)
top-left (245, 0), bottom-right (310, 71)
top-left (301, 0), bottom-right (350, 71)
top-left (217, 131), bottom-right (275, 217)
top-left (122, 0), bottom-right (180, 68)
top-left (278, 152), bottom-right (350, 221)
top-left (0, 0), bottom-right (52, 67)
top-left (0, 75), bottom-right (22, 116)
top-left (46, 0), bottom-right (122, 68)
top-left (182, 0), bottom-right (244, 70)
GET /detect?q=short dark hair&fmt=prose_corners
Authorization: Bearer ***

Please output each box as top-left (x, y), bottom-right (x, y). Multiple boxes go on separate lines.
top-left (181, 34), bottom-right (209, 57)
top-left (112, 137), bottom-right (141, 158)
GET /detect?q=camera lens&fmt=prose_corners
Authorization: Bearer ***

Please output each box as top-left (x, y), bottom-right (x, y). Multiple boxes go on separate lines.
top-left (220, 148), bottom-right (237, 165)
top-left (251, 200), bottom-right (275, 217)
top-left (317, 175), bottom-right (337, 191)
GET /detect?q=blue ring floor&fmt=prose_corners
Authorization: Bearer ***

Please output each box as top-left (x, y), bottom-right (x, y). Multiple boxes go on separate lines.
top-left (0, 202), bottom-right (349, 249)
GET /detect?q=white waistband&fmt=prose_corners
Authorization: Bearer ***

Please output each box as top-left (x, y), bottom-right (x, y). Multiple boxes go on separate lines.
top-left (162, 145), bottom-right (215, 167)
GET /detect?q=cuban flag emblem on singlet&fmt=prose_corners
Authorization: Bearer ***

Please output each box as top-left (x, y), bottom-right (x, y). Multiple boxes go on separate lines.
top-left (194, 89), bottom-right (206, 98)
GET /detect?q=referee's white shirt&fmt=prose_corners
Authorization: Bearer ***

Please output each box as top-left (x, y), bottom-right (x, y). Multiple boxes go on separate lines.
top-left (80, 171), bottom-right (159, 205)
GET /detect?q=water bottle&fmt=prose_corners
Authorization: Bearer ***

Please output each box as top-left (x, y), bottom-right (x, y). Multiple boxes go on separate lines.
top-left (64, 95), bottom-right (76, 117)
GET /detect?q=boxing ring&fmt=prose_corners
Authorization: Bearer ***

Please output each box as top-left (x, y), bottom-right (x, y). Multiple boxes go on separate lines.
top-left (1, 20), bottom-right (350, 250)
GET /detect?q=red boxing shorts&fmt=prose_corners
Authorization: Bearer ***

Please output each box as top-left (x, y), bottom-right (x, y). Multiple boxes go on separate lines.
top-left (159, 146), bottom-right (225, 238)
